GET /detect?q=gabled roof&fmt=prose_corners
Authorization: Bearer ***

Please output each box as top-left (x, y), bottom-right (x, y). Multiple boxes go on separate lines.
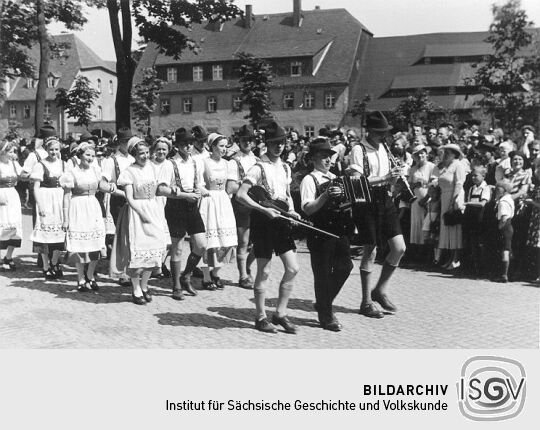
top-left (138, 8), bottom-right (369, 86)
top-left (6, 34), bottom-right (115, 101)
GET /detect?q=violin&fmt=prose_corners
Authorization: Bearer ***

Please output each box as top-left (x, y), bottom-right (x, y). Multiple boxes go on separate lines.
top-left (248, 185), bottom-right (339, 239)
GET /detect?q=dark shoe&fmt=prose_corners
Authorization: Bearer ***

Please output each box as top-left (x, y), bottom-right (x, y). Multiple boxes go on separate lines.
top-left (271, 314), bottom-right (297, 334)
top-left (142, 289), bottom-right (152, 303)
top-left (255, 317), bottom-right (278, 333)
top-left (211, 273), bottom-right (224, 289)
top-left (180, 275), bottom-right (198, 296)
top-left (192, 267), bottom-right (204, 278)
top-left (359, 303), bottom-right (384, 319)
top-left (371, 291), bottom-right (397, 313)
top-left (202, 281), bottom-right (217, 291)
top-left (320, 316), bottom-right (343, 332)
top-left (54, 263), bottom-right (63, 278)
top-left (132, 293), bottom-right (146, 305)
top-left (87, 279), bottom-right (99, 291)
top-left (494, 275), bottom-right (508, 283)
top-left (239, 277), bottom-right (253, 289)
top-left (44, 268), bottom-right (57, 280)
top-left (160, 264), bottom-right (171, 278)
top-left (118, 278), bottom-right (132, 287)
top-left (172, 288), bottom-right (185, 300)
top-left (77, 281), bottom-right (90, 293)
top-left (3, 257), bottom-right (16, 271)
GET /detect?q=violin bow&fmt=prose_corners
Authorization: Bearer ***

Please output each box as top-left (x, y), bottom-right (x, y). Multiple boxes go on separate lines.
top-left (276, 215), bottom-right (340, 239)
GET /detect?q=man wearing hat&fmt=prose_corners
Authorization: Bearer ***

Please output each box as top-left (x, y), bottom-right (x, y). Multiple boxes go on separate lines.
top-left (237, 121), bottom-right (301, 334)
top-left (347, 111), bottom-right (406, 319)
top-left (157, 128), bottom-right (208, 300)
top-left (101, 127), bottom-right (135, 285)
top-left (300, 138), bottom-right (354, 331)
top-left (191, 125), bottom-right (210, 161)
top-left (226, 124), bottom-right (258, 289)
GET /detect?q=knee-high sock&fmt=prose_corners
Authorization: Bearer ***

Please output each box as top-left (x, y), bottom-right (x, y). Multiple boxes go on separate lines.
top-left (360, 269), bottom-right (371, 306)
top-left (373, 261), bottom-right (397, 294)
top-left (182, 252), bottom-right (201, 277)
top-left (170, 260), bottom-right (183, 290)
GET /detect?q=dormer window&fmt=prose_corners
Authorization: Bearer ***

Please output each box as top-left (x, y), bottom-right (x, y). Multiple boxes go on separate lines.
top-left (291, 61), bottom-right (302, 77)
top-left (167, 67), bottom-right (177, 83)
top-left (212, 64), bottom-right (223, 81)
top-left (424, 57), bottom-right (431, 65)
top-left (193, 66), bottom-right (203, 82)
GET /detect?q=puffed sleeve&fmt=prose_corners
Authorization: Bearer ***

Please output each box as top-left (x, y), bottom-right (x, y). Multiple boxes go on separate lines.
top-left (29, 162), bottom-right (44, 181)
top-left (243, 163), bottom-right (262, 186)
top-left (227, 159), bottom-right (239, 182)
top-left (157, 160), bottom-right (174, 187)
top-left (100, 157), bottom-right (114, 182)
top-left (59, 171), bottom-right (75, 189)
top-left (117, 168), bottom-right (134, 187)
top-left (454, 161), bottom-right (466, 188)
top-left (22, 152), bottom-right (37, 174)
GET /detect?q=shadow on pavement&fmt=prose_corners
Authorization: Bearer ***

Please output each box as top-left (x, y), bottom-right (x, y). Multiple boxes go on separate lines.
top-left (249, 297), bottom-right (358, 315)
top-left (207, 306), bottom-right (319, 328)
top-left (155, 312), bottom-right (253, 329)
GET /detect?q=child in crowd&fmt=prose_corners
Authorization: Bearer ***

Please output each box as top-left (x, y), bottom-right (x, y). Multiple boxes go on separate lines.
top-left (463, 166), bottom-right (492, 277)
top-left (422, 185), bottom-right (441, 264)
top-left (494, 180), bottom-right (515, 283)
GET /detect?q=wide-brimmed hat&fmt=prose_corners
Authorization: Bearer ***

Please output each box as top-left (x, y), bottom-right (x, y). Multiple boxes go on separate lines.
top-left (79, 131), bottom-right (98, 144)
top-left (174, 128), bottom-right (196, 146)
top-left (365, 111), bottom-right (392, 132)
top-left (264, 121), bottom-right (287, 143)
top-left (411, 144), bottom-right (427, 155)
top-left (440, 143), bottom-right (464, 158)
top-left (191, 125), bottom-right (207, 142)
top-left (237, 124), bottom-right (255, 139)
top-left (307, 138), bottom-right (336, 158)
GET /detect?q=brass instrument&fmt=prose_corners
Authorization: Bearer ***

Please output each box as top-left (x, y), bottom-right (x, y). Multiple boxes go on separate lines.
top-left (381, 140), bottom-right (417, 204)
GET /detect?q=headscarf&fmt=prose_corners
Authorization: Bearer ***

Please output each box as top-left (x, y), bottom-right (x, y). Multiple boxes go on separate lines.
top-left (127, 136), bottom-right (144, 155)
top-left (207, 133), bottom-right (226, 148)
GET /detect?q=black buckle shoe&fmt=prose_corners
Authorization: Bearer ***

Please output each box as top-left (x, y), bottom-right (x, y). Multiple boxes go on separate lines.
top-left (142, 289), bottom-right (152, 303)
top-left (132, 293), bottom-right (146, 305)
top-left (271, 314), bottom-right (297, 334)
top-left (371, 291), bottom-right (397, 313)
top-left (255, 317), bottom-right (278, 333)
top-left (359, 303), bottom-right (384, 319)
top-left (319, 313), bottom-right (343, 332)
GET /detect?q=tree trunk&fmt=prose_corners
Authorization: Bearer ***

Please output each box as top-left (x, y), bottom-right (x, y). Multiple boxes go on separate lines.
top-left (34, 0), bottom-right (50, 136)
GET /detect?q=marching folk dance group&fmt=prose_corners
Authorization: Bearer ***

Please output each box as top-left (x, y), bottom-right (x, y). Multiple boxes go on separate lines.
top-left (0, 112), bottom-right (406, 334)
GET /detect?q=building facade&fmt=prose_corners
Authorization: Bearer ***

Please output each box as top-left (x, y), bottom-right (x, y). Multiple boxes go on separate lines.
top-left (1, 34), bottom-right (116, 138)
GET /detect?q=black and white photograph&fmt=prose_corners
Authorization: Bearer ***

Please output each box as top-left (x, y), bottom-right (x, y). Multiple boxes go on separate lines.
top-left (0, 0), bottom-right (539, 351)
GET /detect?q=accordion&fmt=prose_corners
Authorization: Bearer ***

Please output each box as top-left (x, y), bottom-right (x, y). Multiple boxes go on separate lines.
top-left (320, 175), bottom-right (372, 210)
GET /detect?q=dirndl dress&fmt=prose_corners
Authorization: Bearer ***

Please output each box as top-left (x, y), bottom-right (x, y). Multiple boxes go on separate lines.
top-left (198, 158), bottom-right (237, 266)
top-left (110, 163), bottom-right (169, 277)
top-left (60, 165), bottom-right (106, 263)
top-left (29, 158), bottom-right (66, 253)
top-left (0, 160), bottom-right (23, 249)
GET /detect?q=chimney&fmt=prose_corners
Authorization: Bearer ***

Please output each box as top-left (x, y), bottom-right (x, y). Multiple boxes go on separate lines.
top-left (293, 0), bottom-right (302, 27)
top-left (245, 4), bottom-right (253, 28)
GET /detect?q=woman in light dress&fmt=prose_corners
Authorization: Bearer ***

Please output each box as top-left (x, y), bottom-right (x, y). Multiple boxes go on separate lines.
top-left (432, 143), bottom-right (466, 270)
top-left (60, 142), bottom-right (114, 292)
top-left (0, 140), bottom-right (23, 271)
top-left (110, 137), bottom-right (169, 305)
top-left (198, 133), bottom-right (238, 290)
top-left (30, 137), bottom-right (66, 279)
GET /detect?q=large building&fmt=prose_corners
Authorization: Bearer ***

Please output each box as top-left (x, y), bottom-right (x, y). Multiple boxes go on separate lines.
top-left (1, 34), bottom-right (116, 138)
top-left (136, 0), bottom-right (371, 137)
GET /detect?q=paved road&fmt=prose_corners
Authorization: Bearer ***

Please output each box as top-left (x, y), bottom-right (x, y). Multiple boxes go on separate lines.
top-left (0, 214), bottom-right (538, 348)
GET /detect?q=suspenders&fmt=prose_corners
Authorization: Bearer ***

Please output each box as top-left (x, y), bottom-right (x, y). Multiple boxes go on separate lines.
top-left (171, 157), bottom-right (198, 192)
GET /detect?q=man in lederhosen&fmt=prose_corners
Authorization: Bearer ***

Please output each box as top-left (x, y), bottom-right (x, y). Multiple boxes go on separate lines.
top-left (157, 128), bottom-right (208, 300)
top-left (237, 122), bottom-right (301, 334)
top-left (226, 124), bottom-right (258, 289)
top-left (300, 138), bottom-right (354, 331)
top-left (348, 111), bottom-right (406, 318)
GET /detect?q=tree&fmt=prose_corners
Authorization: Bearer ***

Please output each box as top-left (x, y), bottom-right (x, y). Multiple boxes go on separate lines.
top-left (236, 52), bottom-right (274, 128)
top-left (466, 0), bottom-right (540, 132)
top-left (107, 0), bottom-right (242, 130)
top-left (55, 75), bottom-right (100, 128)
top-left (392, 89), bottom-right (434, 130)
top-left (131, 67), bottom-right (164, 134)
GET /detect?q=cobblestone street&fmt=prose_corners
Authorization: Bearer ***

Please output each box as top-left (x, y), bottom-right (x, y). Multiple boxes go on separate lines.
top-left (0, 214), bottom-right (538, 348)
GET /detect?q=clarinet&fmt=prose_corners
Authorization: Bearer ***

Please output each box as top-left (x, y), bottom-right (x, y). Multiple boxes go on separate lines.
top-left (381, 140), bottom-right (417, 204)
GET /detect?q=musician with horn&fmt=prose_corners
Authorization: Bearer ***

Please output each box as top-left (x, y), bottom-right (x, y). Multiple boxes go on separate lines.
top-left (300, 138), bottom-right (355, 332)
top-left (348, 111), bottom-right (407, 319)
top-left (236, 121), bottom-right (301, 334)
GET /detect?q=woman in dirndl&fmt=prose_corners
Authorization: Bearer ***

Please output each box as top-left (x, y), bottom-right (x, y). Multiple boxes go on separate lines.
top-left (30, 136), bottom-right (66, 279)
top-left (151, 136), bottom-right (173, 278)
top-left (198, 133), bottom-right (238, 290)
top-left (0, 140), bottom-right (23, 271)
top-left (60, 141), bottom-right (113, 292)
top-left (110, 137), bottom-right (168, 305)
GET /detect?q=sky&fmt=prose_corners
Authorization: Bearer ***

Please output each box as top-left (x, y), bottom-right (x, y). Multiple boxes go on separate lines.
top-left (48, 0), bottom-right (540, 61)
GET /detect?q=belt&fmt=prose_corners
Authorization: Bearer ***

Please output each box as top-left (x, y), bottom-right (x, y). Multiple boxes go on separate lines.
top-left (72, 192), bottom-right (95, 197)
